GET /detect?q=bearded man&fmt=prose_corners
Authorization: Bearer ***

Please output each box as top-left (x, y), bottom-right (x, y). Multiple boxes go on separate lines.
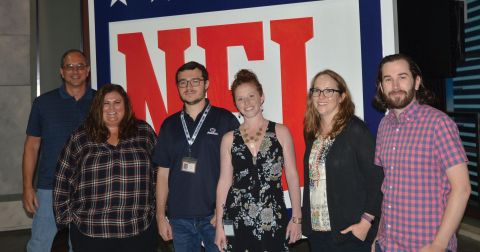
top-left (373, 54), bottom-right (470, 252)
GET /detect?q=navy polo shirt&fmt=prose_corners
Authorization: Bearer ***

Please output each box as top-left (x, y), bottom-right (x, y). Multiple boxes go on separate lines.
top-left (153, 100), bottom-right (239, 218)
top-left (26, 84), bottom-right (95, 189)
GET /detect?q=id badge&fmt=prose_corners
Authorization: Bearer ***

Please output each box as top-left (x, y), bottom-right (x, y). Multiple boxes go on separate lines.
top-left (181, 157), bottom-right (197, 173)
top-left (223, 220), bottom-right (235, 237)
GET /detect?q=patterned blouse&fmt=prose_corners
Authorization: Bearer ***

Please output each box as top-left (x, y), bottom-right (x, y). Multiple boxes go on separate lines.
top-left (309, 137), bottom-right (335, 231)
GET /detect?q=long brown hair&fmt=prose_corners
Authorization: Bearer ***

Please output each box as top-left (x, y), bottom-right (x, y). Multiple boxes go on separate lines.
top-left (84, 84), bottom-right (138, 142)
top-left (373, 53), bottom-right (436, 112)
top-left (304, 70), bottom-right (355, 140)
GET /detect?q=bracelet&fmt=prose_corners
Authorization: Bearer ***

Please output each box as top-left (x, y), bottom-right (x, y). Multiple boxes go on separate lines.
top-left (291, 217), bottom-right (302, 224)
top-left (361, 213), bottom-right (374, 224)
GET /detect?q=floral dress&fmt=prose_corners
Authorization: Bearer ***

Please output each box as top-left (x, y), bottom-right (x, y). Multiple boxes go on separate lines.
top-left (223, 121), bottom-right (288, 252)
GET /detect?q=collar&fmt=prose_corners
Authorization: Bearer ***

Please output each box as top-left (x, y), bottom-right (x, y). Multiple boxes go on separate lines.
top-left (385, 101), bottom-right (419, 124)
top-left (59, 84), bottom-right (94, 100)
top-left (182, 99), bottom-right (210, 122)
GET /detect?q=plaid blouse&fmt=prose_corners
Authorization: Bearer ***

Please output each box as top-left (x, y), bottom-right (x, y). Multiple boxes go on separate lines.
top-left (375, 102), bottom-right (467, 251)
top-left (53, 120), bottom-right (157, 238)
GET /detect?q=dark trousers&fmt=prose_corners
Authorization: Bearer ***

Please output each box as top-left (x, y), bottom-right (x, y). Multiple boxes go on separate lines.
top-left (308, 231), bottom-right (370, 252)
top-left (69, 221), bottom-right (158, 252)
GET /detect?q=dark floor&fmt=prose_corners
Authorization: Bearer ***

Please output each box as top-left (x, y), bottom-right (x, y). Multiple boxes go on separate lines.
top-left (0, 228), bottom-right (479, 252)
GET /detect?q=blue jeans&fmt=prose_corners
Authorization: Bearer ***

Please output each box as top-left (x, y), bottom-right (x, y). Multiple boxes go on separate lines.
top-left (169, 215), bottom-right (219, 252)
top-left (27, 189), bottom-right (57, 252)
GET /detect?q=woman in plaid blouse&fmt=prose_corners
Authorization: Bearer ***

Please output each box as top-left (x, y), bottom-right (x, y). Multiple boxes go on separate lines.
top-left (53, 84), bottom-right (158, 252)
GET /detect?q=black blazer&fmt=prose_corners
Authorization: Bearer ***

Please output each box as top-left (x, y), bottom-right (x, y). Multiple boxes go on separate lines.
top-left (301, 116), bottom-right (384, 244)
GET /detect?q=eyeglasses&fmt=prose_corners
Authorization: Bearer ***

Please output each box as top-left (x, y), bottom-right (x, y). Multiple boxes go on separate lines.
top-left (309, 88), bottom-right (342, 97)
top-left (63, 64), bottom-right (88, 72)
top-left (177, 78), bottom-right (204, 88)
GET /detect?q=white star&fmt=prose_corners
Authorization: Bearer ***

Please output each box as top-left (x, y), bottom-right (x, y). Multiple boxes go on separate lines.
top-left (111, 0), bottom-right (127, 7)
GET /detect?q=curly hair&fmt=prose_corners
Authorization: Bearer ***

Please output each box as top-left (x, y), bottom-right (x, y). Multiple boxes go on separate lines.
top-left (84, 84), bottom-right (138, 142)
top-left (373, 53), bottom-right (436, 112)
top-left (230, 69), bottom-right (264, 102)
top-left (304, 69), bottom-right (355, 141)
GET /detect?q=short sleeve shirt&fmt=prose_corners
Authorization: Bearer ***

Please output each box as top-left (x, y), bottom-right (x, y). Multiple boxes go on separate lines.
top-left (152, 100), bottom-right (239, 218)
top-left (374, 102), bottom-right (467, 251)
top-left (26, 85), bottom-right (94, 189)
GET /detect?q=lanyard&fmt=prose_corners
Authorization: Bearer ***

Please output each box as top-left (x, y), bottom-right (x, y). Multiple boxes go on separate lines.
top-left (180, 104), bottom-right (211, 155)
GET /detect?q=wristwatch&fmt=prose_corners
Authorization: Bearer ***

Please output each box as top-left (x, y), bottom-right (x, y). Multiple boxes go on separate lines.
top-left (292, 217), bottom-right (302, 224)
top-left (361, 213), bottom-right (374, 224)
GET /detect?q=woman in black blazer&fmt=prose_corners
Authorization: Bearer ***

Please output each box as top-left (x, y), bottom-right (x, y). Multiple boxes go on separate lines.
top-left (301, 69), bottom-right (384, 252)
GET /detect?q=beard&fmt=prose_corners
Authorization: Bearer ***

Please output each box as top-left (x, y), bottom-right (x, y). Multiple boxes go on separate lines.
top-left (383, 86), bottom-right (415, 109)
top-left (184, 97), bottom-right (204, 105)
top-left (181, 88), bottom-right (207, 105)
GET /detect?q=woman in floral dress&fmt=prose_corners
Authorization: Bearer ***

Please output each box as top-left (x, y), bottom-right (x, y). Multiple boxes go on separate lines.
top-left (214, 69), bottom-right (302, 251)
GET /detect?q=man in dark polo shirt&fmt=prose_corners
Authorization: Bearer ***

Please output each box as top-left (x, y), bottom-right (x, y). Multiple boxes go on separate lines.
top-left (153, 61), bottom-right (239, 252)
top-left (22, 49), bottom-right (95, 252)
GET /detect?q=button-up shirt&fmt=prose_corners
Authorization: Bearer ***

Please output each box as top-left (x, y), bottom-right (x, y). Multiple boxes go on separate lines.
top-left (53, 120), bottom-right (157, 238)
top-left (375, 101), bottom-right (467, 251)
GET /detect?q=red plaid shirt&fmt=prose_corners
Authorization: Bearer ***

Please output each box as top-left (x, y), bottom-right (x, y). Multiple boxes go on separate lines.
top-left (375, 102), bottom-right (467, 251)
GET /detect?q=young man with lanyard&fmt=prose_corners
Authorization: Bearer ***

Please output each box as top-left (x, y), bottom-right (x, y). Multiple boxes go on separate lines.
top-left (153, 61), bottom-right (239, 252)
